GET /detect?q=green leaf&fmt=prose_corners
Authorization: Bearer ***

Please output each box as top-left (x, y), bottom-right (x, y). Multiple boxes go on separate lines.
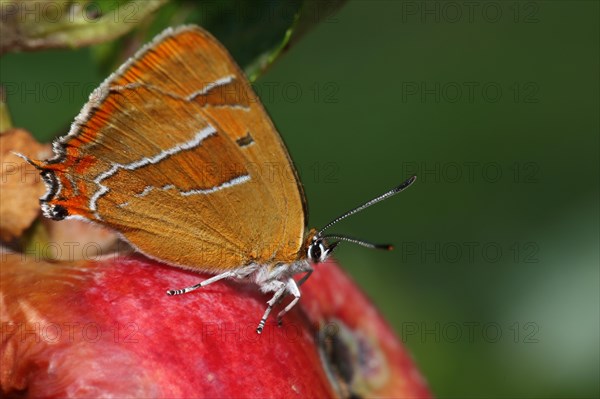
top-left (92, 0), bottom-right (347, 80)
top-left (0, 0), bottom-right (168, 55)
top-left (0, 0), bottom-right (346, 139)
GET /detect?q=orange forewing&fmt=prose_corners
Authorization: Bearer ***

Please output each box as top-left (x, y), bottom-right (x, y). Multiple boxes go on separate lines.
top-left (33, 26), bottom-right (307, 271)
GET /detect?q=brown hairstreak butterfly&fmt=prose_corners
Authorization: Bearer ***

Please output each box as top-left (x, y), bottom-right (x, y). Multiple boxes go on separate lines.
top-left (22, 25), bottom-right (416, 333)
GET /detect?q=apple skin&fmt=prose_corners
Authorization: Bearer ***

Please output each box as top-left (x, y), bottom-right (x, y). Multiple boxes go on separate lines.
top-left (1, 253), bottom-right (431, 398)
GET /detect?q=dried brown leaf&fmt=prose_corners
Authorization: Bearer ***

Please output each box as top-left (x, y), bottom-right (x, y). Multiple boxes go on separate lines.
top-left (0, 129), bottom-right (50, 241)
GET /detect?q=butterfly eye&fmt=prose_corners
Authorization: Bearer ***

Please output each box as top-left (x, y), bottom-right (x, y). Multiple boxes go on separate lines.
top-left (307, 240), bottom-right (322, 263)
top-left (308, 239), bottom-right (331, 263)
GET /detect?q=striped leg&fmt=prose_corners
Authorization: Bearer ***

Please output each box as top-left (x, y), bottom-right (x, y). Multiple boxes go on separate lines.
top-left (256, 283), bottom-right (286, 334)
top-left (275, 269), bottom-right (312, 305)
top-left (166, 265), bottom-right (258, 296)
top-left (166, 271), bottom-right (235, 296)
top-left (276, 278), bottom-right (301, 326)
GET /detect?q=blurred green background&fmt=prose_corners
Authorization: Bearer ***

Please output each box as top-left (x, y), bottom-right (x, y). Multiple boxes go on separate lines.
top-left (2, 1), bottom-right (598, 397)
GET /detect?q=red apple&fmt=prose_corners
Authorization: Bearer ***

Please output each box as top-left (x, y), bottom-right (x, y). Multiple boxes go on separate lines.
top-left (1, 250), bottom-right (431, 398)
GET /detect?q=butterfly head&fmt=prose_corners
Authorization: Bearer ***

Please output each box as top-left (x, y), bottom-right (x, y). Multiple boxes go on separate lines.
top-left (306, 232), bottom-right (339, 264)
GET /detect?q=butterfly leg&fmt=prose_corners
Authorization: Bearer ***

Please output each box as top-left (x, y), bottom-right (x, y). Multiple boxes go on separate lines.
top-left (256, 282), bottom-right (286, 334)
top-left (166, 271), bottom-right (236, 296)
top-left (296, 269), bottom-right (313, 288)
top-left (276, 278), bottom-right (302, 327)
top-left (166, 265), bottom-right (258, 296)
top-left (275, 269), bottom-right (312, 324)
top-left (275, 268), bottom-right (313, 307)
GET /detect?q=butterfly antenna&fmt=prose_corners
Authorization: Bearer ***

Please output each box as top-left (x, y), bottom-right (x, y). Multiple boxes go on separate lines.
top-left (317, 175), bottom-right (417, 237)
top-left (321, 234), bottom-right (394, 251)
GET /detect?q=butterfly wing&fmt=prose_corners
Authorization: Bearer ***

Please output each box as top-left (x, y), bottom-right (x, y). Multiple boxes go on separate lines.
top-left (31, 26), bottom-right (307, 271)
